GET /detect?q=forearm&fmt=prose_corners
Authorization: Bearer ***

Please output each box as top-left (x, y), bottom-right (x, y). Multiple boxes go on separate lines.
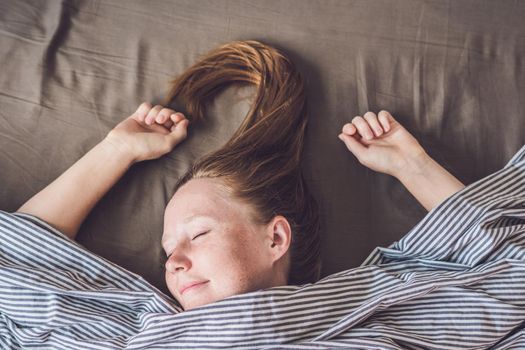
top-left (16, 138), bottom-right (135, 240)
top-left (395, 152), bottom-right (465, 212)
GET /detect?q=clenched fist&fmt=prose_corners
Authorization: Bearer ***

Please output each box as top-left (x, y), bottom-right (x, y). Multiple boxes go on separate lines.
top-left (338, 110), bottom-right (427, 178)
top-left (105, 102), bottom-right (190, 163)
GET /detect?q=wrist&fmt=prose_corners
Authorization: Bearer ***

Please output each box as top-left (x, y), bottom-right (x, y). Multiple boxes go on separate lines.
top-left (101, 135), bottom-right (137, 165)
top-left (393, 149), bottom-right (432, 181)
top-left (394, 149), bottom-right (465, 212)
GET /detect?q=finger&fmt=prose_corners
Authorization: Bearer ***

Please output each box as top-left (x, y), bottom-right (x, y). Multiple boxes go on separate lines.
top-left (338, 132), bottom-right (367, 158)
top-left (170, 117), bottom-right (189, 131)
top-left (351, 116), bottom-right (375, 140)
top-left (145, 105), bottom-right (164, 125)
top-left (363, 111), bottom-right (384, 137)
top-left (156, 107), bottom-right (176, 124)
top-left (170, 112), bottom-right (186, 123)
top-left (135, 102), bottom-right (152, 122)
top-left (167, 118), bottom-right (189, 146)
top-left (342, 123), bottom-right (357, 136)
top-left (160, 113), bottom-right (185, 131)
top-left (171, 112), bottom-right (185, 121)
top-left (378, 110), bottom-right (392, 132)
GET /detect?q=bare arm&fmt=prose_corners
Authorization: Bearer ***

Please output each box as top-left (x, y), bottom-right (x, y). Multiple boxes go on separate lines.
top-left (338, 110), bottom-right (465, 212)
top-left (394, 152), bottom-right (465, 212)
top-left (16, 103), bottom-right (189, 241)
top-left (16, 139), bottom-right (135, 241)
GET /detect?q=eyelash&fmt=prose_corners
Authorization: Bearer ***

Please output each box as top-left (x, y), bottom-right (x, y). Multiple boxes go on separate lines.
top-left (165, 231), bottom-right (210, 260)
top-left (192, 230), bottom-right (210, 240)
top-left (166, 230), bottom-right (211, 260)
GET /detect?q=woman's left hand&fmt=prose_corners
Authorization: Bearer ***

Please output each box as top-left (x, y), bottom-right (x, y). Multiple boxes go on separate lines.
top-left (105, 102), bottom-right (190, 163)
top-left (338, 110), bottom-right (426, 178)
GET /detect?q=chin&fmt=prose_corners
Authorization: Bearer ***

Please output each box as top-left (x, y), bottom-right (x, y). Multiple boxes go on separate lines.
top-left (182, 298), bottom-right (208, 311)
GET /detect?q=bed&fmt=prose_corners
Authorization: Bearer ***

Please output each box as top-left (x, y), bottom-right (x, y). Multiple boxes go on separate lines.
top-left (1, 0), bottom-right (524, 348)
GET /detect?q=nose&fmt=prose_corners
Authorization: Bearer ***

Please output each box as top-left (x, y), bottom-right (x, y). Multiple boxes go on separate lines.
top-left (165, 251), bottom-right (191, 274)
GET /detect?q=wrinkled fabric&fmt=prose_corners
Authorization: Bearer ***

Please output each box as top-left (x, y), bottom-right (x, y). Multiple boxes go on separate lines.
top-left (1, 145), bottom-right (524, 349)
top-left (2, 1), bottom-right (525, 293)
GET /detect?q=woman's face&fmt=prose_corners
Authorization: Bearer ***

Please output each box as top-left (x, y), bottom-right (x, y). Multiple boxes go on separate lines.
top-left (162, 177), bottom-right (291, 311)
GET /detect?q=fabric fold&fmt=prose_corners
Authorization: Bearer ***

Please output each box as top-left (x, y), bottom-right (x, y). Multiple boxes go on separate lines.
top-left (1, 144), bottom-right (524, 349)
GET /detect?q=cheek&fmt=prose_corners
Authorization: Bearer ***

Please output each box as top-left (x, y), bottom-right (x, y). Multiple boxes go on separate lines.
top-left (214, 238), bottom-right (268, 293)
top-left (164, 233), bottom-right (265, 304)
top-left (209, 242), bottom-right (249, 280)
top-left (165, 270), bottom-right (179, 301)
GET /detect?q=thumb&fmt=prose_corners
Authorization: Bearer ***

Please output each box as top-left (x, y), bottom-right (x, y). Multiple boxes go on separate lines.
top-left (338, 133), bottom-right (367, 158)
top-left (167, 116), bottom-right (189, 145)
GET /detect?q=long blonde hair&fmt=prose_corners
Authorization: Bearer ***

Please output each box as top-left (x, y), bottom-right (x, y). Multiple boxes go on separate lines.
top-left (163, 41), bottom-right (321, 285)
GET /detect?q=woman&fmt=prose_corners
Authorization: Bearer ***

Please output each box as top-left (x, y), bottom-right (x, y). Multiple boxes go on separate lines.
top-left (4, 41), bottom-right (524, 349)
top-left (15, 41), bottom-right (465, 312)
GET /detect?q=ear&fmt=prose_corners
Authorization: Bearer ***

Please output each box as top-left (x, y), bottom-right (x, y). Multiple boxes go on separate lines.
top-left (266, 215), bottom-right (292, 263)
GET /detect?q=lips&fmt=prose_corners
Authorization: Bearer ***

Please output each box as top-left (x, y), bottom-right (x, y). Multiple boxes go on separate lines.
top-left (180, 281), bottom-right (208, 295)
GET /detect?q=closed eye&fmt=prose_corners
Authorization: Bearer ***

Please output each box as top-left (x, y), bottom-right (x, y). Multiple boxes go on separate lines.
top-left (164, 230), bottom-right (211, 260)
top-left (192, 230), bottom-right (210, 240)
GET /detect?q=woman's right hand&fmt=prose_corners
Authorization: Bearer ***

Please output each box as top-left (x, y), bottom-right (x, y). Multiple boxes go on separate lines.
top-left (338, 110), bottom-right (427, 178)
top-left (105, 102), bottom-right (190, 163)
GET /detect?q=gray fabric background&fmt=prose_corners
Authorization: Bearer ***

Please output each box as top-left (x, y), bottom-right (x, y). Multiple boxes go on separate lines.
top-left (1, 0), bottom-right (524, 295)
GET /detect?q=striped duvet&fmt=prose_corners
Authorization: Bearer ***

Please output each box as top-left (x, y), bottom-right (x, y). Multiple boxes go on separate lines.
top-left (1, 145), bottom-right (524, 349)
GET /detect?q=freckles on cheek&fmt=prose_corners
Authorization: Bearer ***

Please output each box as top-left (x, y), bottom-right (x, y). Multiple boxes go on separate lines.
top-left (228, 238), bottom-right (251, 262)
top-left (229, 244), bottom-right (261, 281)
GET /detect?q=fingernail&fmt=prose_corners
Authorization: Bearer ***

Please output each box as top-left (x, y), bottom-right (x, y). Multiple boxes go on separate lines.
top-left (171, 113), bottom-right (184, 121)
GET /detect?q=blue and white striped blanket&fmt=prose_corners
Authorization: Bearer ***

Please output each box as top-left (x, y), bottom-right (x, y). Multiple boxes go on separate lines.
top-left (1, 145), bottom-right (525, 349)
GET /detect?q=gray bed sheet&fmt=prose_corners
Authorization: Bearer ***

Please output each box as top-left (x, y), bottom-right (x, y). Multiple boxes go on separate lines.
top-left (1, 0), bottom-right (524, 295)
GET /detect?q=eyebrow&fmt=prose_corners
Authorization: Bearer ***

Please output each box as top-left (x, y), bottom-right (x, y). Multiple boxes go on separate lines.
top-left (183, 214), bottom-right (216, 224)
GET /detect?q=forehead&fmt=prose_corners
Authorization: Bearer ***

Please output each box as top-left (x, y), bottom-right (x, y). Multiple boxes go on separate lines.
top-left (167, 178), bottom-right (230, 213)
top-left (163, 178), bottom-right (244, 231)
